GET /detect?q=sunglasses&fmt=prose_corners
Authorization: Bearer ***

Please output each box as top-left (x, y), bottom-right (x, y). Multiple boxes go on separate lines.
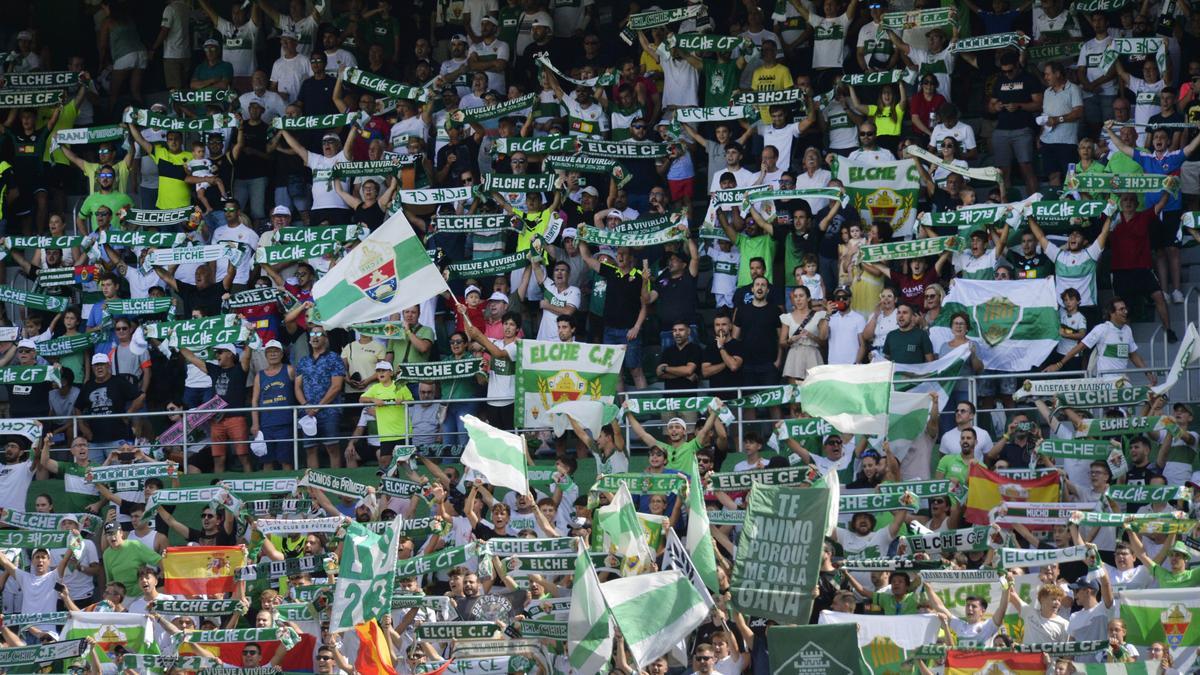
top-left (98, 172), bottom-right (115, 178)
top-left (859, 131), bottom-right (875, 136)
top-left (310, 331), bottom-right (325, 338)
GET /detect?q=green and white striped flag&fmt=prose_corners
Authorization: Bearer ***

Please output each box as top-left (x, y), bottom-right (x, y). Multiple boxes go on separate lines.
top-left (329, 519), bottom-right (401, 632)
top-left (601, 570), bottom-right (708, 671)
top-left (567, 544), bottom-right (613, 673)
top-left (1078, 664), bottom-right (1162, 674)
top-left (1152, 322), bottom-right (1199, 395)
top-left (1118, 587), bottom-right (1200, 672)
top-left (311, 209), bottom-right (448, 328)
top-left (930, 278), bottom-right (1059, 372)
top-left (799, 361), bottom-right (894, 435)
top-left (685, 459), bottom-right (719, 594)
top-left (461, 414), bottom-right (528, 496)
top-left (867, 390), bottom-right (935, 457)
top-left (596, 483), bottom-right (655, 576)
top-left (893, 342), bottom-right (970, 413)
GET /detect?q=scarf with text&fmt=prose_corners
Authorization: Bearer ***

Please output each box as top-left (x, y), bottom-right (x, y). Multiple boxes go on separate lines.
top-left (535, 54), bottom-right (621, 88)
top-left (270, 111), bottom-right (361, 130)
top-left (434, 213), bottom-right (511, 233)
top-left (619, 4), bottom-right (707, 43)
top-left (673, 105), bottom-right (759, 125)
top-left (543, 155), bottom-right (631, 188)
top-left (343, 67), bottom-right (429, 102)
top-left (577, 222), bottom-right (688, 248)
top-left (881, 7), bottom-right (955, 30)
top-left (170, 88), bottom-right (236, 105)
top-left (456, 93), bottom-right (538, 122)
top-left (669, 33), bottom-right (748, 53)
top-left (1066, 171), bottom-right (1178, 194)
top-left (0, 285), bottom-right (68, 312)
top-left (119, 205), bottom-right (195, 227)
top-left (0, 90), bottom-right (63, 108)
top-left (447, 249), bottom-right (536, 279)
top-left (255, 240), bottom-right (343, 265)
top-left (123, 108), bottom-right (237, 132)
top-left (1099, 37), bottom-right (1168, 74)
top-left (0, 365), bottom-right (62, 386)
top-left (906, 145), bottom-right (1005, 183)
top-left (950, 32), bottom-right (1030, 53)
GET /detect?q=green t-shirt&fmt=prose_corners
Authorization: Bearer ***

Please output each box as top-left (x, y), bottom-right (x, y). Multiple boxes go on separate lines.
top-left (882, 328), bottom-right (932, 365)
top-left (873, 589), bottom-right (921, 615)
top-left (78, 190), bottom-right (134, 232)
top-left (935, 454), bottom-right (969, 485)
top-left (192, 60), bottom-right (234, 89)
top-left (735, 232), bottom-right (776, 287)
top-left (588, 269), bottom-right (606, 317)
top-left (658, 438), bottom-right (701, 473)
top-left (388, 326), bottom-right (437, 365)
top-left (45, 100), bottom-right (79, 165)
top-left (498, 6), bottom-right (523, 53)
top-left (365, 16), bottom-right (402, 60)
top-left (363, 381), bottom-right (413, 441)
top-left (703, 59), bottom-right (740, 108)
top-left (1150, 561), bottom-right (1200, 588)
top-left (103, 539), bottom-right (162, 598)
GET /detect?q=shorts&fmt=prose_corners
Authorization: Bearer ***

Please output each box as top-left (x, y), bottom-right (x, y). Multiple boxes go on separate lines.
top-left (668, 177), bottom-right (694, 203)
top-left (977, 371), bottom-right (1019, 397)
top-left (740, 362), bottom-right (780, 389)
top-left (1182, 161), bottom-right (1200, 196)
top-left (355, 439), bottom-right (400, 465)
top-left (602, 325), bottom-right (643, 371)
top-left (1152, 210), bottom-right (1182, 249)
top-left (991, 127), bottom-right (1034, 168)
top-left (1082, 94), bottom-right (1115, 126)
top-left (1111, 268), bottom-right (1162, 298)
top-left (1041, 143), bottom-right (1078, 177)
top-left (112, 50), bottom-right (149, 70)
top-left (209, 415), bottom-right (249, 457)
top-left (260, 424), bottom-right (295, 466)
top-left (303, 410), bottom-right (342, 448)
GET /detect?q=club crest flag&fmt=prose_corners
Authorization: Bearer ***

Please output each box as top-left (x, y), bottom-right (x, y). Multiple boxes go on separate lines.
top-left (515, 340), bottom-right (625, 428)
top-left (63, 612), bottom-right (157, 664)
top-left (964, 463), bottom-right (1061, 525)
top-left (945, 650), bottom-right (1046, 675)
top-left (767, 624), bottom-right (870, 675)
top-left (1118, 588), bottom-right (1200, 673)
top-left (931, 278), bottom-right (1059, 371)
top-left (830, 156), bottom-right (921, 237)
top-left (162, 545), bottom-right (244, 596)
top-left (818, 610), bottom-right (940, 674)
top-left (312, 209), bottom-right (448, 327)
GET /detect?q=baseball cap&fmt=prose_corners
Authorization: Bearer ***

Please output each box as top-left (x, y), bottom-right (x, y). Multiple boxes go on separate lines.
top-left (666, 417), bottom-right (688, 430)
top-left (214, 344), bottom-right (237, 354)
top-left (604, 211), bottom-right (624, 221)
top-left (150, 103), bottom-right (168, 113)
top-left (104, 522), bottom-right (120, 534)
top-left (280, 29), bottom-right (300, 41)
top-left (321, 133), bottom-right (340, 143)
top-left (833, 285), bottom-right (852, 298)
top-left (480, 15), bottom-right (498, 25)
top-left (271, 205), bottom-right (292, 217)
top-left (1069, 577), bottom-right (1100, 592)
top-left (16, 339), bottom-right (36, 351)
top-left (59, 514), bottom-right (79, 525)
top-left (16, 30), bottom-right (32, 41)
top-left (531, 18), bottom-right (552, 28)
top-left (580, 185), bottom-right (600, 197)
top-left (598, 246), bottom-right (617, 259)
top-left (464, 284), bottom-right (482, 297)
top-left (91, 353), bottom-right (111, 365)
top-left (488, 291), bottom-right (510, 304)
top-left (823, 434), bottom-right (844, 445)
top-left (561, 227), bottom-right (578, 240)
top-left (264, 339), bottom-right (284, 351)
top-left (1171, 541), bottom-right (1195, 557)
top-left (203, 38), bottom-right (220, 48)
top-left (375, 361), bottom-right (393, 371)
top-left (450, 33), bottom-right (469, 44)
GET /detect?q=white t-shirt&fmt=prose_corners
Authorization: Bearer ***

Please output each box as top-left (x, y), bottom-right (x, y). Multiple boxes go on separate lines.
top-left (1077, 36), bottom-right (1118, 97)
top-left (1068, 602), bottom-right (1112, 643)
top-left (239, 90), bottom-right (287, 123)
top-left (952, 248), bottom-right (997, 278)
top-left (1019, 604), bottom-right (1070, 644)
top-left (938, 425), bottom-right (994, 462)
top-left (468, 38), bottom-right (510, 93)
top-left (1057, 308), bottom-right (1087, 355)
top-left (15, 569), bottom-right (60, 618)
top-left (212, 223), bottom-right (259, 285)
top-left (0, 461), bottom-right (36, 511)
top-left (909, 47), bottom-right (954, 101)
top-left (1104, 563), bottom-right (1151, 592)
top-left (50, 539), bottom-right (100, 600)
top-left (948, 617), bottom-right (999, 647)
top-left (537, 281), bottom-right (581, 340)
top-left (1033, 6), bottom-right (1080, 41)
top-left (305, 150), bottom-right (351, 211)
top-left (822, 100), bottom-right (858, 150)
top-left (561, 94), bottom-right (607, 139)
top-left (439, 57), bottom-right (471, 96)
top-left (1044, 240), bottom-right (1103, 307)
top-left (810, 14), bottom-right (851, 69)
top-left (487, 339), bottom-right (518, 405)
top-left (847, 147), bottom-right (895, 163)
top-left (216, 18), bottom-right (259, 77)
top-left (929, 122), bottom-right (977, 152)
top-left (463, 0), bottom-right (500, 36)
top-left (709, 166), bottom-right (757, 192)
top-left (324, 48), bottom-right (358, 74)
top-left (656, 44), bottom-right (700, 108)
top-left (757, 122), bottom-right (801, 171)
top-left (389, 116), bottom-right (429, 151)
top-left (160, 1), bottom-right (190, 59)
top-left (795, 168), bottom-right (832, 211)
top-left (1128, 75), bottom-right (1165, 126)
top-left (1081, 321), bottom-right (1137, 375)
top-left (827, 311), bottom-right (867, 364)
top-left (593, 448), bottom-right (629, 476)
top-left (269, 54), bottom-right (313, 103)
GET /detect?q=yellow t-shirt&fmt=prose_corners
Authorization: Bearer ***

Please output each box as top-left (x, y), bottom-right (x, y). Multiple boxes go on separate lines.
top-left (362, 381), bottom-right (413, 442)
top-left (751, 64), bottom-right (795, 122)
top-left (83, 161), bottom-right (132, 195)
top-left (151, 145), bottom-right (192, 209)
top-left (867, 102), bottom-right (906, 137)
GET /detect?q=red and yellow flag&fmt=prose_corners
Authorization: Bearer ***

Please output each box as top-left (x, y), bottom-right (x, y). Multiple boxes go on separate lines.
top-left (964, 463), bottom-right (1060, 525)
top-left (355, 621), bottom-right (398, 675)
top-left (945, 650), bottom-right (1045, 674)
top-left (162, 546), bottom-right (244, 596)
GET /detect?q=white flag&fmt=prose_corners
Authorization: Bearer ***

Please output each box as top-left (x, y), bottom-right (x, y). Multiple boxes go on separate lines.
top-left (799, 361), bottom-right (894, 434)
top-left (460, 415), bottom-right (529, 496)
top-left (567, 543), bottom-right (613, 673)
top-left (602, 570), bottom-right (708, 671)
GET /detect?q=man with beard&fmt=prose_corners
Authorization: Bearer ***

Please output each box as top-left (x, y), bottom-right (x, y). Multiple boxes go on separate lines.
top-left (926, 584), bottom-right (1010, 645)
top-left (624, 408), bottom-right (719, 475)
top-left (832, 507), bottom-right (909, 585)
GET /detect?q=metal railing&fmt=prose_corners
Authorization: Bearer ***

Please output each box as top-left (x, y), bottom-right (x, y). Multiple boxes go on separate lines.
top-left (27, 362), bottom-right (1193, 471)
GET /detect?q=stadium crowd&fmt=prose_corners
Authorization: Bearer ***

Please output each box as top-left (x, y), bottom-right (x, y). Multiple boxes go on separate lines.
top-left (0, 0), bottom-right (1197, 673)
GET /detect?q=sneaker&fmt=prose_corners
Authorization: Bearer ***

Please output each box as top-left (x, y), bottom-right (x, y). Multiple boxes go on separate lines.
top-left (1171, 289), bottom-right (1185, 304)
top-left (1168, 329), bottom-right (1180, 344)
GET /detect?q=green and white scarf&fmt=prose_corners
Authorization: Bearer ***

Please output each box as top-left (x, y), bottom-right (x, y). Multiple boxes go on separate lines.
top-left (578, 138), bottom-right (670, 159)
top-left (100, 230), bottom-right (185, 248)
top-left (670, 33), bottom-right (747, 53)
top-left (1080, 415), bottom-right (1178, 437)
top-left (0, 420), bottom-right (42, 443)
top-left (51, 125), bottom-right (125, 150)
top-left (276, 224), bottom-right (365, 244)
top-left (154, 598), bottom-right (246, 616)
top-left (906, 145), bottom-right (1004, 183)
top-left (270, 112), bottom-right (361, 130)
top-left (1029, 199), bottom-right (1108, 225)
top-left (328, 158), bottom-right (416, 182)
top-left (1070, 0), bottom-right (1130, 10)
top-left (141, 487), bottom-right (227, 522)
top-left (483, 172), bottom-right (557, 193)
top-left (103, 297), bottom-right (174, 317)
top-left (733, 89), bottom-right (806, 107)
top-left (494, 135), bottom-right (577, 156)
top-left (0, 530), bottom-right (70, 548)
top-left (577, 222), bottom-right (687, 247)
top-left (236, 555), bottom-right (327, 582)
top-left (903, 526), bottom-right (993, 553)
top-left (998, 543), bottom-right (1092, 568)
top-left (1065, 169), bottom-right (1176, 193)
top-left (149, 243), bottom-right (244, 268)
top-left (0, 90), bottom-right (62, 108)
top-left (123, 655), bottom-right (216, 671)
top-left (837, 557), bottom-right (945, 571)
top-left (343, 67), bottom-right (429, 102)
top-left (913, 641), bottom-right (1108, 659)
top-left (457, 92), bottom-right (537, 122)
top-left (86, 462), bottom-right (177, 484)
top-left (1072, 510), bottom-right (1196, 533)
top-left (226, 287), bottom-right (288, 309)
top-left (378, 477), bottom-right (422, 497)
top-left (35, 332), bottom-right (103, 357)
top-left (742, 187), bottom-right (848, 208)
top-left (724, 384), bottom-right (801, 409)
top-left (880, 7), bottom-right (955, 30)
top-left (297, 470), bottom-right (370, 499)
top-left (612, 212), bottom-right (680, 233)
top-left (0, 612), bottom-right (69, 627)
top-left (123, 108), bottom-right (237, 132)
top-left (841, 69), bottom-right (914, 87)
top-left (176, 627), bottom-right (297, 650)
top-left (1106, 484), bottom-right (1191, 503)
top-left (950, 32), bottom-right (1030, 53)
top-left (592, 473), bottom-right (688, 494)
top-left (534, 54), bottom-right (621, 88)
top-left (120, 206), bottom-right (195, 227)
top-left (0, 365), bottom-right (61, 387)
top-left (0, 509), bottom-right (100, 533)
top-left (5, 234), bottom-right (85, 251)
top-left (395, 541), bottom-right (478, 577)
top-left (434, 213), bottom-right (511, 233)
top-left (170, 88), bottom-right (237, 105)
top-left (859, 236), bottom-right (961, 263)
top-left (398, 185), bottom-right (473, 205)
top-left (392, 358), bottom-right (483, 380)
top-left (1099, 37), bottom-right (1167, 74)
top-left (257, 516), bottom-right (343, 535)
top-left (1028, 41), bottom-right (1083, 62)
top-left (543, 155), bottom-right (631, 188)
top-left (1035, 438), bottom-right (1117, 460)
top-left (35, 267), bottom-right (81, 289)
top-left (839, 491), bottom-right (919, 514)
top-left (673, 105), bottom-right (759, 124)
top-left (255, 240), bottom-right (342, 265)
top-left (3, 70), bottom-right (80, 89)
top-left (448, 250), bottom-right (535, 279)
top-left (0, 286), bottom-right (68, 312)
top-left (619, 4), bottom-right (705, 44)
top-left (708, 465), bottom-right (814, 492)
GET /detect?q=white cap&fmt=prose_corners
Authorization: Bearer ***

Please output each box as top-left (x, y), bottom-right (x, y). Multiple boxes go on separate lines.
top-left (264, 339), bottom-right (284, 351)
top-left (531, 18), bottom-right (552, 28)
top-left (480, 15), bottom-right (498, 25)
top-left (605, 211), bottom-right (624, 221)
top-left (488, 291), bottom-right (510, 304)
top-left (214, 344), bottom-right (237, 354)
top-left (16, 30), bottom-right (32, 41)
top-left (280, 29), bottom-right (300, 41)
top-left (667, 417), bottom-right (688, 430)
top-left (375, 361), bottom-right (393, 371)
top-left (271, 205), bottom-right (292, 217)
top-left (91, 353), bottom-right (111, 365)
top-left (16, 339), bottom-right (36, 351)
top-left (561, 227), bottom-right (578, 240)
top-left (464, 284), bottom-right (482, 297)
top-left (598, 246), bottom-right (617, 259)
top-left (203, 38), bottom-right (220, 48)
top-left (450, 33), bottom-right (469, 43)
top-left (580, 186), bottom-right (600, 197)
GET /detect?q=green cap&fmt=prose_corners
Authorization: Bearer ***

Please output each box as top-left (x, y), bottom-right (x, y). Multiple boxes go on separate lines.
top-left (1170, 541), bottom-right (1194, 557)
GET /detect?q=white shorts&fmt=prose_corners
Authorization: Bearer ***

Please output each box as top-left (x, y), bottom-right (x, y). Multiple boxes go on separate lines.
top-left (1182, 161), bottom-right (1200, 196)
top-left (112, 50), bottom-right (149, 71)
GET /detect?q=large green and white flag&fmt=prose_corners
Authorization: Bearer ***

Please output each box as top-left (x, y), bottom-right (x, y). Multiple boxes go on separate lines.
top-left (768, 624), bottom-right (870, 675)
top-left (515, 340), bottom-right (625, 428)
top-left (596, 483), bottom-right (655, 576)
top-left (730, 484), bottom-right (832, 623)
top-left (63, 611), bottom-right (157, 664)
top-left (684, 459), bottom-right (720, 594)
top-left (311, 209), bottom-right (448, 328)
top-left (567, 543), bottom-right (613, 673)
top-left (601, 570), bottom-right (708, 671)
top-left (830, 156), bottom-right (921, 237)
top-left (1118, 587), bottom-right (1200, 672)
top-left (893, 342), bottom-right (970, 413)
top-left (930, 278), bottom-right (1059, 371)
top-left (461, 414), bottom-right (529, 496)
top-left (799, 361), bottom-right (894, 435)
top-left (1152, 322), bottom-right (1199, 394)
top-left (329, 519), bottom-right (401, 632)
top-left (867, 390), bottom-right (935, 457)
top-left (1078, 664), bottom-right (1162, 675)
top-left (819, 610), bottom-right (940, 674)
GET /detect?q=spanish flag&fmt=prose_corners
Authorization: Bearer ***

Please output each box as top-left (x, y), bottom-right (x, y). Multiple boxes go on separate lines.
top-left (355, 621), bottom-right (398, 675)
top-left (945, 650), bottom-right (1045, 674)
top-left (964, 463), bottom-right (1060, 525)
top-left (162, 546), bottom-right (244, 596)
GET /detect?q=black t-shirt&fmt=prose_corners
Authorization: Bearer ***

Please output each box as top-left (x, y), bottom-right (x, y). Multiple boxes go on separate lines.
top-left (703, 339), bottom-right (743, 390)
top-left (177, 281), bottom-right (225, 318)
top-left (654, 269), bottom-right (698, 327)
top-left (297, 76), bottom-right (338, 117)
top-left (435, 137), bottom-right (480, 177)
top-left (354, 203), bottom-right (387, 232)
top-left (598, 264), bottom-right (645, 330)
top-left (733, 283), bottom-right (784, 312)
top-left (7, 381), bottom-right (51, 418)
top-left (734, 302), bottom-right (781, 366)
top-left (77, 376), bottom-right (140, 442)
top-left (994, 71), bottom-right (1040, 130)
top-left (186, 525), bottom-right (238, 546)
top-left (1007, 250), bottom-right (1055, 279)
top-left (205, 362), bottom-right (248, 409)
top-left (235, 120), bottom-right (272, 179)
top-left (993, 441), bottom-right (1034, 468)
top-left (662, 341), bottom-right (703, 390)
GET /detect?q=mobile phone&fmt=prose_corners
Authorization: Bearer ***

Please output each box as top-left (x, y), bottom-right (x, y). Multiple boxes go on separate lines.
top-left (54, 582), bottom-right (66, 593)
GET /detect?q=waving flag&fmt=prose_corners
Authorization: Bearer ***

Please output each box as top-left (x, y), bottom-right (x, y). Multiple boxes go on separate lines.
top-left (831, 156), bottom-right (922, 237)
top-left (601, 570), bottom-right (708, 671)
top-left (945, 651), bottom-right (1047, 675)
top-left (461, 414), bottom-right (529, 496)
top-left (964, 464), bottom-right (1061, 525)
top-left (893, 342), bottom-right (970, 413)
top-left (312, 209), bottom-right (448, 328)
top-left (1119, 588), bottom-right (1200, 673)
top-left (596, 483), bottom-right (655, 575)
top-left (567, 545), bottom-right (613, 673)
top-left (799, 361), bottom-right (894, 435)
top-left (63, 612), bottom-right (156, 664)
top-left (931, 278), bottom-right (1059, 372)
top-left (162, 546), bottom-right (244, 596)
